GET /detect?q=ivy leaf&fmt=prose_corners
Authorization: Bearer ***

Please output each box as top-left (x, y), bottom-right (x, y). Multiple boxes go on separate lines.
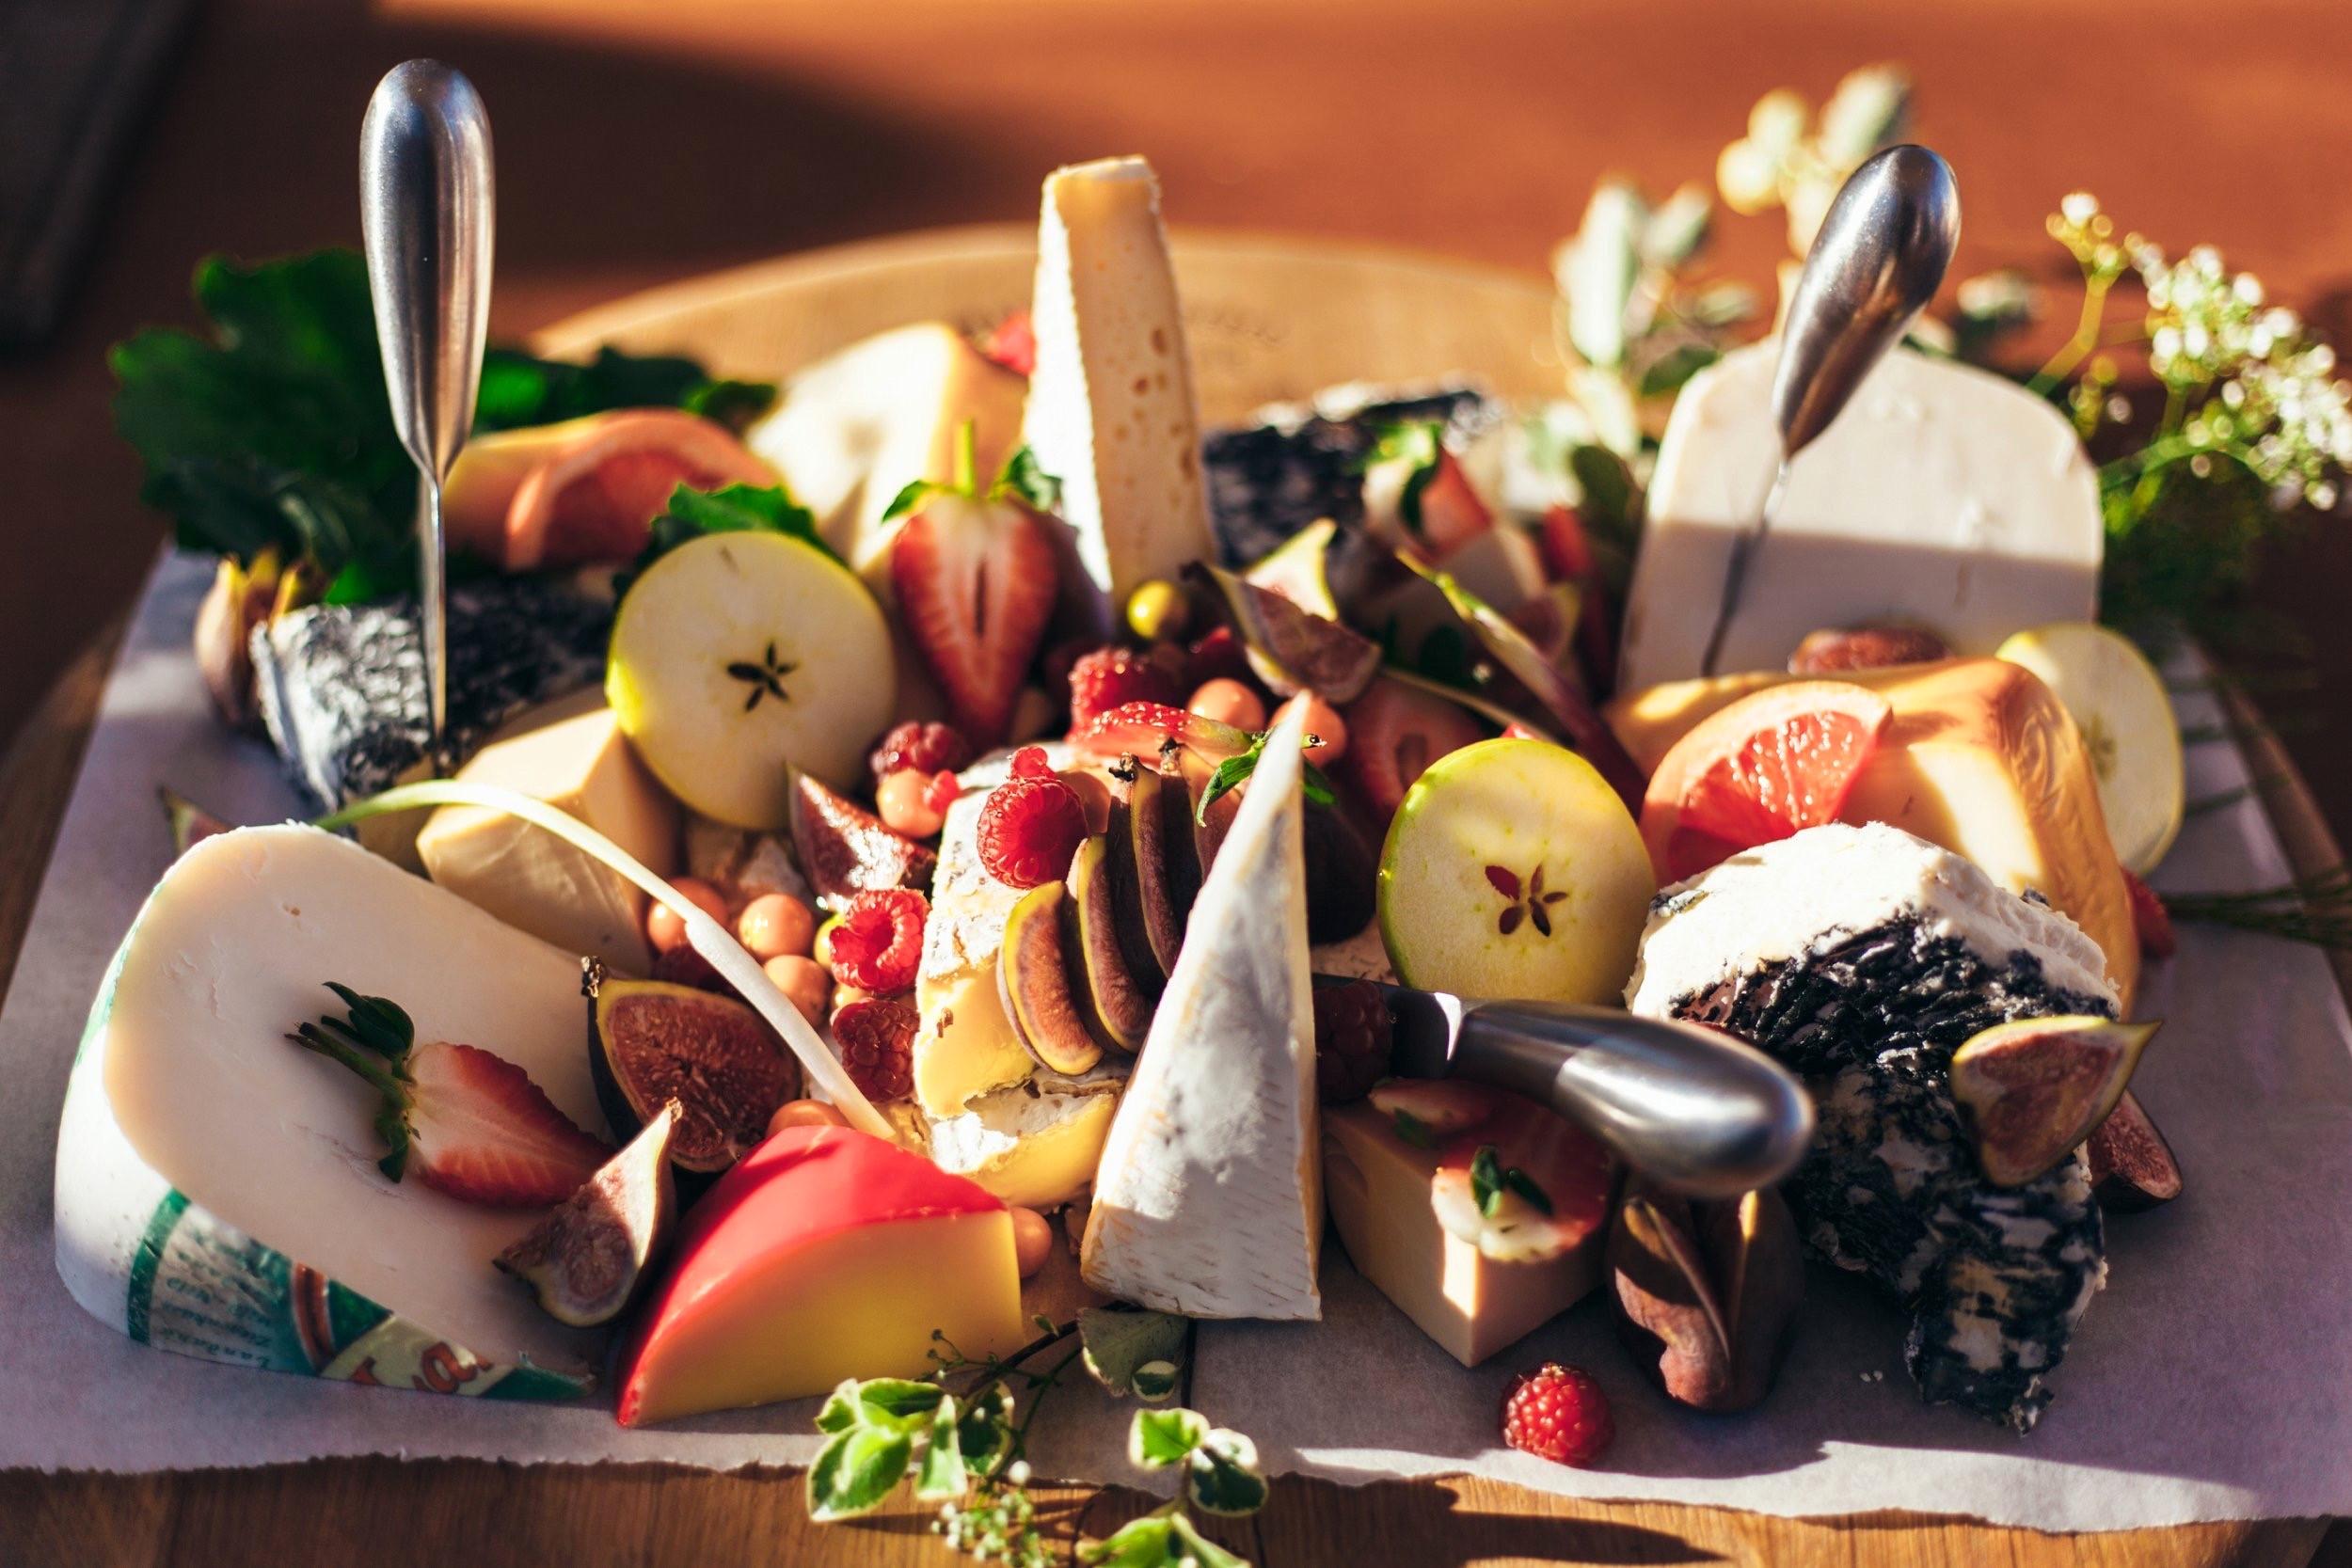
top-left (1185, 1430), bottom-right (1269, 1517)
top-left (1128, 1406), bottom-right (1211, 1469)
top-left (913, 1395), bottom-right (968, 1502)
top-left (853, 1376), bottom-right (948, 1432)
top-left (1080, 1307), bottom-right (1190, 1399)
top-left (805, 1425), bottom-right (914, 1521)
top-left (957, 1390), bottom-right (1014, 1469)
top-left (1130, 1360), bottom-right (1181, 1404)
top-left (618, 481), bottom-right (834, 595)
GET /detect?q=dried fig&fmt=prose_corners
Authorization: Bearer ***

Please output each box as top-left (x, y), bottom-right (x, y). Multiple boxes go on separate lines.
top-left (2086, 1087), bottom-right (2184, 1212)
top-left (1788, 624), bottom-right (1950, 674)
top-left (1607, 1180), bottom-right (1803, 1412)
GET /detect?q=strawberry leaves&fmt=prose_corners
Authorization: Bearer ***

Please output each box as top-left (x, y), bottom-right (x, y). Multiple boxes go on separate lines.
top-left (1470, 1143), bottom-right (1555, 1218)
top-left (287, 982), bottom-right (416, 1180)
top-left (883, 420), bottom-right (1063, 520)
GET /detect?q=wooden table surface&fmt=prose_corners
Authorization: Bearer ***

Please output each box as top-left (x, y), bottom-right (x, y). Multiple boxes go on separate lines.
top-left (6, 1), bottom-right (2352, 1562)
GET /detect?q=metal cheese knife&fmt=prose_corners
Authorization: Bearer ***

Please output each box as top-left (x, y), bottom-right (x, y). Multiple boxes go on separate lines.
top-left (359, 60), bottom-right (495, 768)
top-left (1697, 143), bottom-right (1960, 676)
top-left (1356, 980), bottom-right (1814, 1199)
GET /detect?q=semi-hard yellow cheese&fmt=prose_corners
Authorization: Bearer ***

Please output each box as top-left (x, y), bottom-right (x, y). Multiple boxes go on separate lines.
top-left (914, 784), bottom-right (1038, 1117)
top-left (928, 1083), bottom-right (1120, 1210)
top-left (416, 691), bottom-right (679, 974)
top-left (1324, 1103), bottom-right (1601, 1367)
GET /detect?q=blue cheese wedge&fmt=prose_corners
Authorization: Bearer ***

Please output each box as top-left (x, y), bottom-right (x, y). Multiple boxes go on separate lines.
top-left (1628, 823), bottom-right (2115, 1430)
top-left (1025, 157), bottom-right (1215, 629)
top-left (1082, 705), bottom-right (1322, 1319)
top-left (53, 826), bottom-right (603, 1397)
top-left (1619, 342), bottom-right (2102, 690)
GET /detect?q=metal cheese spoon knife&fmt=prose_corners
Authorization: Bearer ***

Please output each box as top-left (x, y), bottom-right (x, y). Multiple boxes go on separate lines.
top-left (1697, 143), bottom-right (1960, 676)
top-left (1354, 981), bottom-right (1815, 1199)
top-left (359, 60), bottom-right (495, 766)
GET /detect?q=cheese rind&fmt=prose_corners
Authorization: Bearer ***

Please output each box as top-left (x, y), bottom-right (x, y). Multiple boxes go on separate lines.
top-left (1621, 342), bottom-right (2102, 691)
top-left (615, 1126), bottom-right (1025, 1425)
top-left (1025, 157), bottom-right (1215, 630)
top-left (1323, 1101), bottom-right (1600, 1367)
top-left (54, 826), bottom-right (603, 1396)
top-left (1082, 705), bottom-right (1322, 1320)
top-left (927, 1081), bottom-right (1120, 1210)
top-left (417, 692), bottom-right (679, 973)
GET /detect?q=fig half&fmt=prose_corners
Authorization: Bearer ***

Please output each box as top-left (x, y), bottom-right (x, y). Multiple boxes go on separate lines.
top-left (997, 879), bottom-right (1104, 1076)
top-left (497, 1101), bottom-right (679, 1326)
top-left (1951, 1015), bottom-right (2158, 1188)
top-left (2086, 1087), bottom-right (2185, 1212)
top-left (584, 958), bottom-right (803, 1174)
top-left (787, 770), bottom-right (936, 906)
top-left (1608, 1180), bottom-right (1803, 1413)
top-left (1065, 835), bottom-right (1152, 1054)
top-left (1203, 563), bottom-right (1381, 702)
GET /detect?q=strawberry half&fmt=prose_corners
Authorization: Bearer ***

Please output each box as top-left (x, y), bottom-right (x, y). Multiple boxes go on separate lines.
top-left (890, 484), bottom-right (1060, 748)
top-left (291, 983), bottom-right (612, 1208)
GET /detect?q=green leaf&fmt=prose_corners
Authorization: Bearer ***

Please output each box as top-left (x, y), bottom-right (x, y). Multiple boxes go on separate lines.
top-left (1470, 1143), bottom-right (1552, 1217)
top-left (814, 1380), bottom-right (862, 1434)
top-left (1503, 1164), bottom-right (1554, 1215)
top-left (474, 345), bottom-right (774, 435)
top-left (913, 1395), bottom-right (968, 1501)
top-left (1565, 444), bottom-right (1635, 531)
top-left (1358, 420), bottom-right (1445, 537)
top-left (1185, 1431), bottom-right (1269, 1516)
top-left (1391, 1107), bottom-right (1436, 1148)
top-left (882, 477), bottom-right (950, 522)
top-left (806, 1425), bottom-right (914, 1522)
top-left (854, 1377), bottom-right (947, 1432)
top-left (1130, 1360), bottom-right (1181, 1403)
top-left (992, 445), bottom-right (1063, 512)
top-left (957, 1393), bottom-right (1014, 1469)
top-left (1129, 1406), bottom-right (1210, 1469)
top-left (1080, 1307), bottom-right (1190, 1398)
top-left (1636, 342), bottom-right (1720, 399)
top-left (1166, 1515), bottom-right (1251, 1568)
top-left (1194, 734), bottom-right (1339, 825)
top-left (1085, 1510), bottom-right (1252, 1568)
top-left (618, 481), bottom-right (835, 595)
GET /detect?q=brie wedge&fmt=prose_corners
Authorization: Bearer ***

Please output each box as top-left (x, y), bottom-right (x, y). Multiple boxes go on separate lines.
top-left (1082, 705), bottom-right (1322, 1319)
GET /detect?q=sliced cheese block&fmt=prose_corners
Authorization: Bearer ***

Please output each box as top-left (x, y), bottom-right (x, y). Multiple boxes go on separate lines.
top-left (928, 1079), bottom-right (1120, 1210)
top-left (53, 826), bottom-right (603, 1397)
top-left (416, 691), bottom-right (679, 974)
top-left (1620, 342), bottom-right (2102, 691)
top-left (1025, 156), bottom-right (1215, 631)
top-left (747, 322), bottom-right (1026, 583)
top-left (1323, 1101), bottom-right (1602, 1367)
top-left (1082, 704), bottom-right (1321, 1319)
top-left (615, 1125), bottom-right (1025, 1425)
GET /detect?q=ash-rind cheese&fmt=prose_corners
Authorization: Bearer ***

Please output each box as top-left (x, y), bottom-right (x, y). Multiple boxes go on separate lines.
top-left (1629, 822), bottom-right (2116, 1431)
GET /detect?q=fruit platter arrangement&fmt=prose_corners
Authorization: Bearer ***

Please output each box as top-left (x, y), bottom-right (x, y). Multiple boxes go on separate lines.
top-left (16, 62), bottom-right (2352, 1557)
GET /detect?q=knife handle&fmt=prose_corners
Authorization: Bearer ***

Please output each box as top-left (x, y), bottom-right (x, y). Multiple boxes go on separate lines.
top-left (1451, 1002), bottom-right (1813, 1199)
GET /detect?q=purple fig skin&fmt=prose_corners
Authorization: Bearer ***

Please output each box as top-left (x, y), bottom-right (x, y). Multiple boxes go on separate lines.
top-left (1607, 1180), bottom-right (1804, 1414)
top-left (2086, 1089), bottom-right (2185, 1212)
top-left (1951, 1016), bottom-right (2157, 1189)
top-left (496, 1102), bottom-right (679, 1327)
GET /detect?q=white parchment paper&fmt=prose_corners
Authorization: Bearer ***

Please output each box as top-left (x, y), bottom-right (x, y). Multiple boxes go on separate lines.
top-left (2, 551), bottom-right (2348, 1530)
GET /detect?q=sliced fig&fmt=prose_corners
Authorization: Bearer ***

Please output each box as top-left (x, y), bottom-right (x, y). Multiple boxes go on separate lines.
top-left (1242, 517), bottom-right (1344, 617)
top-left (1951, 1015), bottom-right (2158, 1188)
top-left (997, 879), bottom-right (1104, 1076)
top-left (787, 771), bottom-right (936, 905)
top-left (1607, 1180), bottom-right (1802, 1414)
top-left (584, 958), bottom-right (803, 1174)
top-left (1065, 835), bottom-right (1152, 1053)
top-left (1427, 1094), bottom-right (1614, 1263)
top-left (496, 1101), bottom-right (679, 1326)
top-left (2086, 1087), bottom-right (2185, 1212)
top-left (1203, 564), bottom-right (1381, 703)
top-left (160, 786), bottom-right (234, 858)
top-left (1117, 766), bottom-right (1191, 981)
top-left (1366, 1078), bottom-right (1502, 1140)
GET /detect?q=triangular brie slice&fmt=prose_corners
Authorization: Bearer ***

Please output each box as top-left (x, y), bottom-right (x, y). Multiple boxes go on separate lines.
top-left (1081, 704), bottom-right (1322, 1319)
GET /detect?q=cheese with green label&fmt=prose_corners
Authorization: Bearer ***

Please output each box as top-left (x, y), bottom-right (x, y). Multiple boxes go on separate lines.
top-left (1082, 705), bottom-right (1322, 1320)
top-left (416, 691), bottom-right (679, 974)
top-left (1620, 341), bottom-right (2103, 690)
top-left (53, 826), bottom-right (603, 1398)
top-left (1025, 156), bottom-right (1215, 630)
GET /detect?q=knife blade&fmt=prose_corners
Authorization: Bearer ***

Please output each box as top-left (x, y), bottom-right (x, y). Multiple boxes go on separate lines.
top-left (1341, 978), bottom-right (1814, 1198)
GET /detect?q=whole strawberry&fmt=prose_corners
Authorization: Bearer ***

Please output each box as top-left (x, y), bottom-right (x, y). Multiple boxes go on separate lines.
top-left (1312, 980), bottom-right (1393, 1104)
top-left (1501, 1362), bottom-right (1614, 1468)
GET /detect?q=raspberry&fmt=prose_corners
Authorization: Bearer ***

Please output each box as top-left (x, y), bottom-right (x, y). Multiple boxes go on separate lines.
top-left (1185, 625), bottom-right (1253, 689)
top-left (832, 997), bottom-right (916, 1102)
top-left (976, 776), bottom-right (1089, 889)
top-left (2123, 869), bottom-right (2176, 959)
top-left (1501, 1363), bottom-right (1614, 1468)
top-left (869, 721), bottom-right (972, 782)
top-left (826, 888), bottom-right (928, 994)
top-left (1009, 745), bottom-right (1057, 782)
top-left (1312, 981), bottom-right (1394, 1104)
top-left (924, 770), bottom-right (962, 815)
top-left (1068, 644), bottom-right (1184, 734)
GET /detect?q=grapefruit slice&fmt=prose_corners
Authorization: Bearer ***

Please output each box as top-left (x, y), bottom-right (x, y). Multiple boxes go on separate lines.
top-left (447, 410), bottom-right (777, 572)
top-left (1640, 681), bottom-right (1893, 884)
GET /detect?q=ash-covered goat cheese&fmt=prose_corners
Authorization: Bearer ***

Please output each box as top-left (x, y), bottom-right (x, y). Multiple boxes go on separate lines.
top-left (1628, 823), bottom-right (2117, 1431)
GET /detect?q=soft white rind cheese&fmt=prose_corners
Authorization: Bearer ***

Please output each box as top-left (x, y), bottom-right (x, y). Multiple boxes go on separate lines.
top-left (1625, 822), bottom-right (2117, 1016)
top-left (54, 826), bottom-right (603, 1395)
top-left (927, 1079), bottom-right (1122, 1211)
top-left (1620, 342), bottom-right (2102, 690)
top-left (1025, 157), bottom-right (1215, 632)
top-left (1082, 705), bottom-right (1322, 1319)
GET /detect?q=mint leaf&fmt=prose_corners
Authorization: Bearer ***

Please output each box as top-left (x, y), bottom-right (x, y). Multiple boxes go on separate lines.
top-left (1128, 1407), bottom-right (1210, 1469)
top-left (912, 1395), bottom-right (967, 1501)
top-left (805, 1424), bottom-right (914, 1521)
top-left (1080, 1307), bottom-right (1190, 1399)
top-left (619, 481), bottom-right (835, 595)
top-left (1194, 733), bottom-right (1339, 825)
top-left (1185, 1430), bottom-right (1268, 1516)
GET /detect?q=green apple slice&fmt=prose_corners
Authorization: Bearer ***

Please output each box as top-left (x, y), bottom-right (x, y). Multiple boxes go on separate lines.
top-left (608, 531), bottom-right (895, 826)
top-left (1377, 737), bottom-right (1655, 1005)
top-left (1996, 621), bottom-right (2185, 875)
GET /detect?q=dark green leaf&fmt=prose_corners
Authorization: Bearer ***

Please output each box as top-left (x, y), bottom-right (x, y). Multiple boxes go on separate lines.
top-left (1503, 1164), bottom-right (1554, 1215)
top-left (474, 345), bottom-right (774, 435)
top-left (1185, 1431), bottom-right (1268, 1516)
top-left (1565, 444), bottom-right (1635, 531)
top-left (912, 1395), bottom-right (967, 1501)
top-left (806, 1425), bottom-right (913, 1521)
top-left (618, 481), bottom-right (835, 596)
top-left (1470, 1144), bottom-right (1505, 1216)
top-left (1636, 342), bottom-right (1719, 399)
top-left (1079, 1307), bottom-right (1190, 1397)
top-left (882, 478), bottom-right (948, 522)
top-left (957, 1393), bottom-right (1014, 1469)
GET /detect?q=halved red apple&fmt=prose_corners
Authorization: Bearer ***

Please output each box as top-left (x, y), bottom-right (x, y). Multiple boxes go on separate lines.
top-left (444, 409), bottom-right (777, 572)
top-left (1638, 681), bottom-right (1894, 885)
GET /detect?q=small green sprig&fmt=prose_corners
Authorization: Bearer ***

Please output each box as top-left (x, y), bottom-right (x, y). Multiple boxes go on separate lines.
top-left (1194, 729), bottom-right (1338, 824)
top-left (1080, 1408), bottom-right (1269, 1567)
top-left (2166, 866), bottom-right (2352, 949)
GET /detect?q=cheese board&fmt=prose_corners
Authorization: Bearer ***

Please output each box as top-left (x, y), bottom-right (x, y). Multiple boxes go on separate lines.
top-left (8, 115), bottom-right (2352, 1567)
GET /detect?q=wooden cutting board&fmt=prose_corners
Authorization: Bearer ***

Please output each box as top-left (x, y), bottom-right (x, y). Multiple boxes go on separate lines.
top-left (1, 229), bottom-right (2338, 1568)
